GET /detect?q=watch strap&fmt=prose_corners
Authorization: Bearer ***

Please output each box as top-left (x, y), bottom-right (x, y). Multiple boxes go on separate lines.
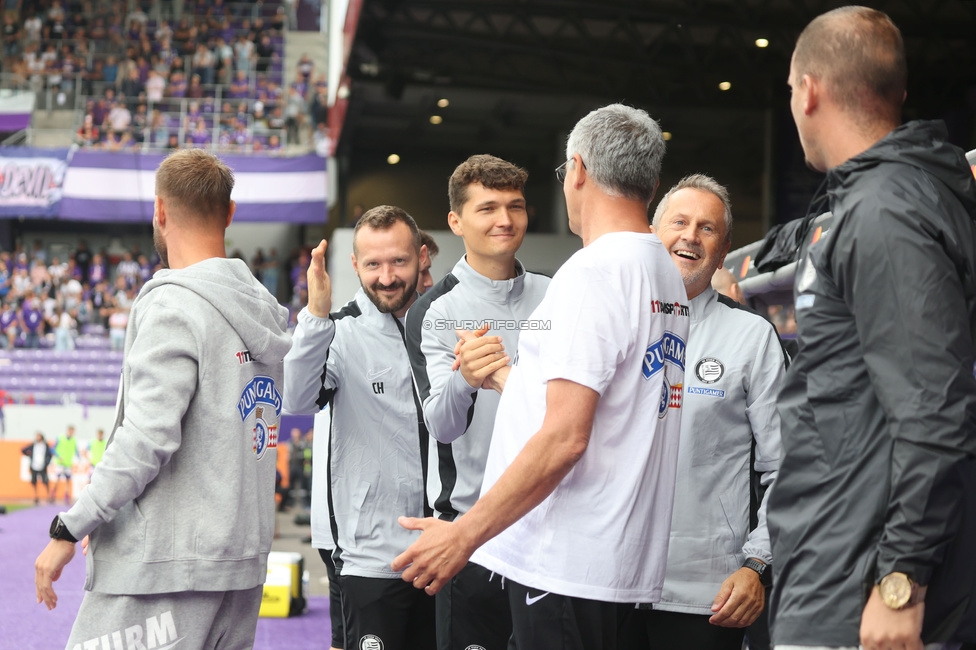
top-left (50, 515), bottom-right (78, 543)
top-left (743, 557), bottom-right (771, 587)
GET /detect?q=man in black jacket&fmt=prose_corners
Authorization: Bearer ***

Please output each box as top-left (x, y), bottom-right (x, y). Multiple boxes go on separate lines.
top-left (23, 432), bottom-right (53, 505)
top-left (768, 6), bottom-right (976, 650)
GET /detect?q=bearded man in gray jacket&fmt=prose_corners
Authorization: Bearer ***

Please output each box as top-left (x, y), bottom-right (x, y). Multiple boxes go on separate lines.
top-left (284, 206), bottom-right (436, 650)
top-left (34, 149), bottom-right (292, 650)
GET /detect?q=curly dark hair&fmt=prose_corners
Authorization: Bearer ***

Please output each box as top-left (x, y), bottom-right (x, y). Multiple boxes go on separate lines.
top-left (448, 154), bottom-right (528, 214)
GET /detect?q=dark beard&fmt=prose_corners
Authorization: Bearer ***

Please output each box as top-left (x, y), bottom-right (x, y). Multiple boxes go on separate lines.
top-left (362, 275), bottom-right (419, 314)
top-left (152, 224), bottom-right (169, 269)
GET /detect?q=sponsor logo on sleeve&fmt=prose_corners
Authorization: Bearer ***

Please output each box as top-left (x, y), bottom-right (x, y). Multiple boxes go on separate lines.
top-left (642, 332), bottom-right (686, 418)
top-left (650, 299), bottom-right (690, 317)
top-left (238, 376), bottom-right (282, 460)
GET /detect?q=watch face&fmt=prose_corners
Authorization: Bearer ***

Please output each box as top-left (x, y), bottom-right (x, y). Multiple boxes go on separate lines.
top-left (880, 573), bottom-right (912, 608)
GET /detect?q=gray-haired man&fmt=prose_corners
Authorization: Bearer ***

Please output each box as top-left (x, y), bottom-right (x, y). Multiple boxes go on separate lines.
top-left (393, 104), bottom-right (688, 650)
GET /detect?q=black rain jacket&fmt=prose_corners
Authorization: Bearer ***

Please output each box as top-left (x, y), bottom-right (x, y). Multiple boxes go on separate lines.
top-left (768, 120), bottom-right (976, 646)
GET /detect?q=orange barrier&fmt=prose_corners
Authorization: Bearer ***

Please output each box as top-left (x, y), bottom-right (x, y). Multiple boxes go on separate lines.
top-left (1, 440), bottom-right (294, 502)
top-left (0, 440), bottom-right (44, 501)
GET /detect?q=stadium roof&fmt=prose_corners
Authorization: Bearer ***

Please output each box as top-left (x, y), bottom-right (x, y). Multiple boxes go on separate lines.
top-left (338, 0), bottom-right (976, 160)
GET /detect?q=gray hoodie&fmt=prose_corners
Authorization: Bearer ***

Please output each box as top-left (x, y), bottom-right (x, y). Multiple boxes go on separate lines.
top-left (61, 257), bottom-right (291, 595)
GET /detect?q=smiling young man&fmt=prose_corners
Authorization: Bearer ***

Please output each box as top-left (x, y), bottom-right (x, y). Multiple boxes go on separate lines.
top-left (395, 104), bottom-right (688, 650)
top-left (283, 206), bottom-right (436, 650)
top-left (404, 154), bottom-right (550, 650)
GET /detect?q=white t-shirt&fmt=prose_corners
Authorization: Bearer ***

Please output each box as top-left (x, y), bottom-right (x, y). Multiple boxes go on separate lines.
top-left (471, 231), bottom-right (690, 603)
top-left (31, 442), bottom-right (48, 471)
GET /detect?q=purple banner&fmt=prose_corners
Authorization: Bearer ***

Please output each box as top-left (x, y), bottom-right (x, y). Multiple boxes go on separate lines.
top-left (52, 150), bottom-right (328, 224)
top-left (0, 113), bottom-right (31, 132)
top-left (0, 147), bottom-right (72, 218)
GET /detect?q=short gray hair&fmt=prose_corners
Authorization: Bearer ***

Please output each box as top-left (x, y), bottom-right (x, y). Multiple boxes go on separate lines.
top-left (565, 104), bottom-right (665, 206)
top-left (652, 173), bottom-right (733, 242)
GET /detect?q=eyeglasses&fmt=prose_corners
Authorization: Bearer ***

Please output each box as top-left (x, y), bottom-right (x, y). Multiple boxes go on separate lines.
top-left (555, 157), bottom-right (585, 184)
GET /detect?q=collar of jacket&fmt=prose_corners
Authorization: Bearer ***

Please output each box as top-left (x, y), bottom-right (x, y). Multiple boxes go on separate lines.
top-left (351, 287), bottom-right (410, 333)
top-left (689, 286), bottom-right (717, 325)
top-left (450, 255), bottom-right (528, 303)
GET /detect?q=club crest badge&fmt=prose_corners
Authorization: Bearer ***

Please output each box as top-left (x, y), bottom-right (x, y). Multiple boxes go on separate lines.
top-left (360, 635), bottom-right (384, 650)
top-left (238, 375), bottom-right (282, 460)
top-left (695, 358), bottom-right (725, 384)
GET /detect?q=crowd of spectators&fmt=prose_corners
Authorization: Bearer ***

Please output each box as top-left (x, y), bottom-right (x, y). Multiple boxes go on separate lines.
top-left (0, 240), bottom-right (157, 351)
top-left (1, 0), bottom-right (328, 154)
top-left (0, 237), bottom-right (311, 350)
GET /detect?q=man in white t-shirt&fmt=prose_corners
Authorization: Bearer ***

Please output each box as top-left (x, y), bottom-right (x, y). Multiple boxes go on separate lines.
top-left (393, 103), bottom-right (689, 649)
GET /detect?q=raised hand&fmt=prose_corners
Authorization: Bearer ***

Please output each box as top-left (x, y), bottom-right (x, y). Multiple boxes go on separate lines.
top-left (307, 239), bottom-right (332, 318)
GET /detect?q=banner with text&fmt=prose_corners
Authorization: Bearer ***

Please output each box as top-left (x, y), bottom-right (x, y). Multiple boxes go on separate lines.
top-left (0, 147), bottom-right (327, 224)
top-left (0, 147), bottom-right (72, 217)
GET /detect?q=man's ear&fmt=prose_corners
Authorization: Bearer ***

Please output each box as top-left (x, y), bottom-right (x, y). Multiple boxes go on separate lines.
top-left (419, 244), bottom-right (429, 267)
top-left (801, 73), bottom-right (819, 116)
top-left (225, 200), bottom-right (236, 228)
top-left (154, 196), bottom-right (166, 230)
top-left (447, 211), bottom-right (463, 237)
top-left (571, 153), bottom-right (587, 189)
top-left (350, 252), bottom-right (358, 274)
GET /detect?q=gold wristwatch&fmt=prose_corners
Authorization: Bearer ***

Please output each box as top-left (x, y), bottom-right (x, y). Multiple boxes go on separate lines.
top-left (879, 572), bottom-right (920, 610)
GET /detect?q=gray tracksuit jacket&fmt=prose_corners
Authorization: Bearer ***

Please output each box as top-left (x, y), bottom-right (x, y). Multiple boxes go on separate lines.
top-left (282, 291), bottom-right (428, 579)
top-left (62, 258), bottom-right (291, 595)
top-left (655, 287), bottom-right (784, 615)
top-left (768, 120), bottom-right (976, 646)
top-left (405, 256), bottom-right (550, 520)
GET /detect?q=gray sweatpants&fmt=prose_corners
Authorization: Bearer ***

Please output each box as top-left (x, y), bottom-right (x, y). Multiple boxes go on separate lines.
top-left (65, 585), bottom-right (264, 650)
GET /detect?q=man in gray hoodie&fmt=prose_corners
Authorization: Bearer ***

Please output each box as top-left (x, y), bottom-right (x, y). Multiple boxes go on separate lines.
top-left (34, 149), bottom-right (292, 650)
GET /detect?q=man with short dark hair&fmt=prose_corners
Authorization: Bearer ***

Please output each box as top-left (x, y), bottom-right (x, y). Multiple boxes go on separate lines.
top-left (394, 104), bottom-right (688, 650)
top-left (23, 432), bottom-right (53, 505)
top-left (34, 149), bottom-right (291, 649)
top-left (418, 230), bottom-right (439, 294)
top-left (769, 7), bottom-right (976, 650)
top-left (284, 205), bottom-right (436, 650)
top-left (405, 154), bottom-right (550, 650)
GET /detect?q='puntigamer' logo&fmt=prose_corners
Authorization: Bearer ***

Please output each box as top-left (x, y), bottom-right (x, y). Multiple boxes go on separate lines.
top-left (238, 376), bottom-right (282, 460)
top-left (643, 332), bottom-right (686, 419)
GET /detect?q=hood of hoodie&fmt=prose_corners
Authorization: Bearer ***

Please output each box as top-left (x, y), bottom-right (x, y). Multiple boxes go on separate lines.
top-left (139, 257), bottom-right (291, 364)
top-left (830, 120), bottom-right (976, 221)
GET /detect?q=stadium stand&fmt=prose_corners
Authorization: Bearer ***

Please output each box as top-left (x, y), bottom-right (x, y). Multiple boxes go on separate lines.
top-left (2, 0), bottom-right (318, 154)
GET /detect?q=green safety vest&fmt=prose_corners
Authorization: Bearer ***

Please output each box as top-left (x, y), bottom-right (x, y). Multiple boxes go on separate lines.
top-left (89, 439), bottom-right (106, 466)
top-left (55, 436), bottom-right (78, 467)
